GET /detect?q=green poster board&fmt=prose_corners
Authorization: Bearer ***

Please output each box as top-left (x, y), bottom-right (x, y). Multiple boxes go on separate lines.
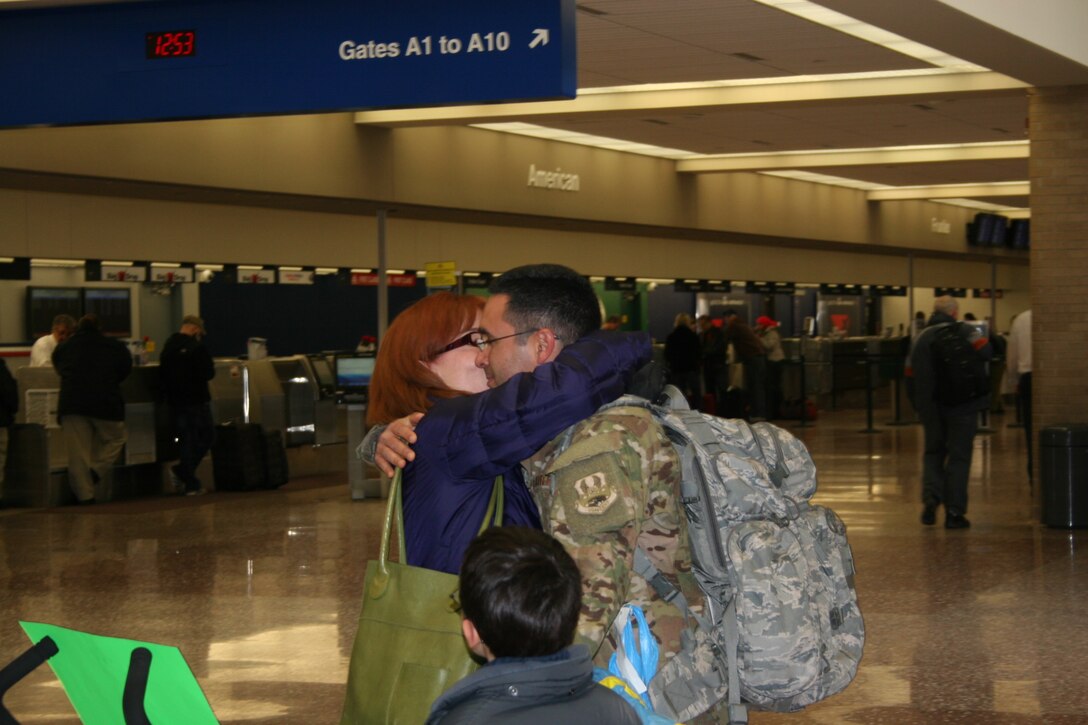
top-left (19, 621), bottom-right (218, 724)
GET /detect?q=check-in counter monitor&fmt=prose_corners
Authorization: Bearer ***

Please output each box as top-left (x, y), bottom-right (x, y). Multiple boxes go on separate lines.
top-left (335, 354), bottom-right (375, 404)
top-left (247, 355), bottom-right (325, 446)
top-left (305, 353), bottom-right (339, 445)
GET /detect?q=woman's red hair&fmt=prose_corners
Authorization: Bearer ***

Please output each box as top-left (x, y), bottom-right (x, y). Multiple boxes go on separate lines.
top-left (366, 292), bottom-right (485, 424)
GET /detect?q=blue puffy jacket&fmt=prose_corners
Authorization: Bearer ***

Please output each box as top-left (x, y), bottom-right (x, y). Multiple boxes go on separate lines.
top-left (401, 331), bottom-right (652, 574)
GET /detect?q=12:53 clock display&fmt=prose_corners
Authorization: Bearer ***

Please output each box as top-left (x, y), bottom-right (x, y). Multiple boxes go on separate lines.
top-left (146, 30), bottom-right (196, 59)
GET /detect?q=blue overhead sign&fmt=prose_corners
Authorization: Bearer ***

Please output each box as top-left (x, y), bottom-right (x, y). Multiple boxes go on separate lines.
top-left (0, 0), bottom-right (575, 128)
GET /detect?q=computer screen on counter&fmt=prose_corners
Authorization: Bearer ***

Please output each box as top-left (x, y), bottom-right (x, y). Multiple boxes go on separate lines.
top-left (335, 355), bottom-right (375, 391)
top-left (308, 355), bottom-right (336, 391)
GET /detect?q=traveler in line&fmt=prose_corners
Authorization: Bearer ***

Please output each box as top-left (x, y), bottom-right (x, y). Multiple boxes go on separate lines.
top-left (664, 313), bottom-right (701, 409)
top-left (1006, 309), bottom-right (1032, 481)
top-left (907, 296), bottom-right (992, 529)
top-left (29, 314), bottom-right (75, 367)
top-left (52, 314), bottom-right (132, 505)
top-left (160, 315), bottom-right (216, 496)
top-left (0, 358), bottom-right (17, 508)
top-left (697, 315), bottom-right (725, 413)
top-left (756, 315), bottom-right (785, 419)
top-left (723, 310), bottom-right (768, 420)
top-left (425, 527), bottom-right (640, 724)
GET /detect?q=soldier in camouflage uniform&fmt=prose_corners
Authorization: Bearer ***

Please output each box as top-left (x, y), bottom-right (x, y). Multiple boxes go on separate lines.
top-left (476, 265), bottom-right (723, 722)
top-left (522, 405), bottom-right (705, 666)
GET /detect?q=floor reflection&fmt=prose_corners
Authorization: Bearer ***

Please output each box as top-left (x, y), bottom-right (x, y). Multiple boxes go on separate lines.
top-left (0, 411), bottom-right (1083, 724)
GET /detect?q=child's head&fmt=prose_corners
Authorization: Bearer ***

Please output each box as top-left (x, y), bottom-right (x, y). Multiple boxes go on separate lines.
top-left (459, 527), bottom-right (583, 660)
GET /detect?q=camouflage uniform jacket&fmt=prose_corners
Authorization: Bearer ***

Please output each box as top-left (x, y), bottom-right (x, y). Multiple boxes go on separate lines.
top-left (523, 405), bottom-right (704, 666)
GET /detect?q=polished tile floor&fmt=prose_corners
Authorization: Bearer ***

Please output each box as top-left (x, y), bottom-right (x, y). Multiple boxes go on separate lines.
top-left (0, 407), bottom-right (1084, 724)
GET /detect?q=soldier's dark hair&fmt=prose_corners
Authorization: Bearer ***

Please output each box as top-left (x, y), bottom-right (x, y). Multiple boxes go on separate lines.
top-left (459, 527), bottom-right (583, 658)
top-left (489, 263), bottom-right (601, 345)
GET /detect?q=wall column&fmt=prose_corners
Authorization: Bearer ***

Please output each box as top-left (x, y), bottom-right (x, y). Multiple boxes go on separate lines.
top-left (1028, 85), bottom-right (1088, 481)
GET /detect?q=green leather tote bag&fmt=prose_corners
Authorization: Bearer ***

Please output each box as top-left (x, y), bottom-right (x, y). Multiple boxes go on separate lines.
top-left (340, 470), bottom-right (503, 724)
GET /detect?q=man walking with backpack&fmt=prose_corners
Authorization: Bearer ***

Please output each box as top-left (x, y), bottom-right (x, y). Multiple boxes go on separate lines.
top-left (908, 296), bottom-right (992, 529)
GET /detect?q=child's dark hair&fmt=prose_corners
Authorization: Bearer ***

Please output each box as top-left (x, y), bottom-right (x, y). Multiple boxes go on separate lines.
top-left (459, 527), bottom-right (583, 659)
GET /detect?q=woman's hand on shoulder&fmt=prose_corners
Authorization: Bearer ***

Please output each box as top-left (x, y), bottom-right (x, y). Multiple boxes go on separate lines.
top-left (375, 412), bottom-right (424, 476)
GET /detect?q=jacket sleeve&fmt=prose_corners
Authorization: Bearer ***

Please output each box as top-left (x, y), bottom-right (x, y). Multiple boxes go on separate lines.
top-left (116, 340), bottom-right (134, 381)
top-left (0, 360), bottom-right (17, 418)
top-left (416, 331), bottom-right (652, 481)
top-left (198, 344), bottom-right (215, 381)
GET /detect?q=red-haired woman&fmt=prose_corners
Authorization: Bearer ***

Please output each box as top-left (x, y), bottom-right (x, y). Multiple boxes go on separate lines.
top-left (365, 292), bottom-right (649, 574)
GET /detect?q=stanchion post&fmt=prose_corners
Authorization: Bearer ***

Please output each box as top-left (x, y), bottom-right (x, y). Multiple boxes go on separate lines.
top-left (859, 355), bottom-right (879, 434)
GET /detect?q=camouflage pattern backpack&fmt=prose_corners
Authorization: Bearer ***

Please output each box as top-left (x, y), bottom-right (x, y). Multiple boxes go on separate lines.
top-left (595, 395), bottom-right (864, 724)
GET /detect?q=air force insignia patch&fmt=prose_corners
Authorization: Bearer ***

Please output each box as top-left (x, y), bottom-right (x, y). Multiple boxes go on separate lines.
top-left (573, 472), bottom-right (618, 515)
top-left (552, 452), bottom-right (633, 535)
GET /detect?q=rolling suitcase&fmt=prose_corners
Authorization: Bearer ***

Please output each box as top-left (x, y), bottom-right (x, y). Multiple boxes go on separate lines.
top-left (211, 422), bottom-right (266, 491)
top-left (261, 430), bottom-right (288, 489)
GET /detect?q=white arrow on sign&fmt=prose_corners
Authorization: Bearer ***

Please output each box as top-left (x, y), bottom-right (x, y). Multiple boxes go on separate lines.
top-left (529, 28), bottom-right (549, 48)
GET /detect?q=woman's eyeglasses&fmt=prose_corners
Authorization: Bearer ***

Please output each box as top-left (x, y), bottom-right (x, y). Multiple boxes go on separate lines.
top-left (431, 332), bottom-right (480, 358)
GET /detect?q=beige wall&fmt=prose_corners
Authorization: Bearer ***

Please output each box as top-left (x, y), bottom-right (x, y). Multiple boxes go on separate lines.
top-left (0, 111), bottom-right (1029, 343)
top-left (1, 113), bottom-right (994, 253)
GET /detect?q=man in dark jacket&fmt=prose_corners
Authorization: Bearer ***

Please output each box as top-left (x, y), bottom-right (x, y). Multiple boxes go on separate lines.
top-left (664, 313), bottom-right (701, 408)
top-left (159, 315), bottom-right (215, 495)
top-left (426, 527), bottom-right (640, 724)
top-left (0, 358), bottom-right (17, 507)
top-left (722, 310), bottom-right (768, 420)
top-left (907, 296), bottom-right (992, 529)
top-left (53, 314), bottom-right (133, 504)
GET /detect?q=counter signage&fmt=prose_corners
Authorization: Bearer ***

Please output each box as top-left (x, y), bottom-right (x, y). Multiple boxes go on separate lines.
top-left (604, 277), bottom-right (637, 291)
top-left (972, 288), bottom-right (1003, 299)
top-left (0, 0), bottom-right (576, 127)
top-left (425, 261), bottom-right (458, 289)
top-left (279, 269), bottom-right (315, 285)
top-left (869, 285), bottom-right (907, 297)
top-left (819, 284), bottom-right (862, 296)
top-left (745, 281), bottom-right (796, 295)
top-left (238, 269), bottom-right (276, 285)
top-left (674, 279), bottom-right (731, 293)
top-left (150, 265), bottom-right (195, 283)
top-left (351, 273), bottom-right (418, 287)
top-left (934, 287), bottom-right (968, 298)
top-left (463, 273), bottom-right (493, 290)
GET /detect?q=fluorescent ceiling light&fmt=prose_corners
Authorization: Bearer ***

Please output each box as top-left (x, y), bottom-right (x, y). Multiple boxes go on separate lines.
top-left (474, 122), bottom-right (697, 160)
top-left (760, 170), bottom-right (889, 191)
top-left (868, 181), bottom-right (1029, 200)
top-left (237, 264), bottom-right (265, 271)
top-left (102, 260), bottom-right (133, 266)
top-left (678, 141), bottom-right (1029, 173)
top-left (350, 268), bottom-right (373, 274)
top-left (0, 257), bottom-right (14, 263)
top-left (750, 0), bottom-right (986, 71)
top-left (315, 267), bottom-right (339, 275)
top-left (279, 265), bottom-right (303, 271)
top-left (151, 262), bottom-right (182, 268)
top-left (31, 258), bottom-right (84, 267)
top-left (196, 263), bottom-right (224, 271)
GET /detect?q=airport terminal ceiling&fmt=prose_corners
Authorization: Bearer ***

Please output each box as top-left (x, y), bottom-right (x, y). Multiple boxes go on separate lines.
top-left (1, 0), bottom-right (1081, 277)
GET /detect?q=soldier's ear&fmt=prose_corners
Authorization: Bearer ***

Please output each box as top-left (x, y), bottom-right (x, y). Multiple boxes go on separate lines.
top-left (534, 328), bottom-right (560, 365)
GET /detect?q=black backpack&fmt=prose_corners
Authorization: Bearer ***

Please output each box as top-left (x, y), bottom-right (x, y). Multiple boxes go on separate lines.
top-left (930, 323), bottom-right (989, 406)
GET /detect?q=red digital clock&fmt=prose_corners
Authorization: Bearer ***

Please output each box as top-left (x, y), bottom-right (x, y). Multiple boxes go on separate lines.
top-left (146, 30), bottom-right (197, 59)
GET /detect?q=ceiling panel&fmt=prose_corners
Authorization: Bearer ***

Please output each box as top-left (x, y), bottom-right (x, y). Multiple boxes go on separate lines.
top-left (575, 0), bottom-right (930, 87)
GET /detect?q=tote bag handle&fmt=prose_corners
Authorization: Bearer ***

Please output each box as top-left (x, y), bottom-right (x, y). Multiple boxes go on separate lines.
top-left (372, 469), bottom-right (504, 596)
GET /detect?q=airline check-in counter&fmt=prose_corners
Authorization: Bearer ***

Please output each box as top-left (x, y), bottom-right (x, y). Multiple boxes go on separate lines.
top-left (244, 355), bottom-right (339, 447)
top-left (8, 364), bottom-right (163, 506)
top-left (334, 354), bottom-right (386, 500)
